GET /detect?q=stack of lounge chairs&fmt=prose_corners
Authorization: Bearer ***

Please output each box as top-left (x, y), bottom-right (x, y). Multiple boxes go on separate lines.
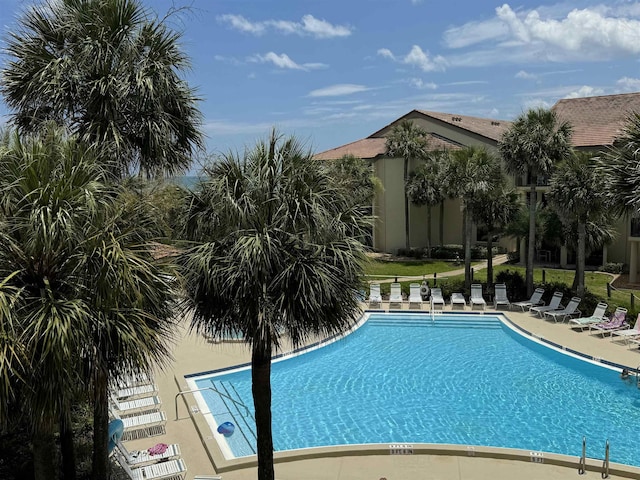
top-left (110, 372), bottom-right (189, 479)
top-left (110, 373), bottom-right (166, 441)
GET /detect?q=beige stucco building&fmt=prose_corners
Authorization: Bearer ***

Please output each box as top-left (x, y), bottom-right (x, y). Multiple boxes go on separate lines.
top-left (316, 92), bottom-right (640, 278)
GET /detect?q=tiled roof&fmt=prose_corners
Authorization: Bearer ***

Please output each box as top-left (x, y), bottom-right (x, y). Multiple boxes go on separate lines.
top-left (552, 92), bottom-right (640, 147)
top-left (315, 137), bottom-right (387, 160)
top-left (314, 133), bottom-right (460, 161)
top-left (415, 110), bottom-right (511, 141)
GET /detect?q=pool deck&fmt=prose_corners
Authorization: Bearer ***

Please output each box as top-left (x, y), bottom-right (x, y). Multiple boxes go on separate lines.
top-left (123, 306), bottom-right (640, 480)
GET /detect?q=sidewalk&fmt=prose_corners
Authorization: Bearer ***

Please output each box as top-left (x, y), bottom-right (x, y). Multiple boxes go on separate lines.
top-left (370, 253), bottom-right (510, 284)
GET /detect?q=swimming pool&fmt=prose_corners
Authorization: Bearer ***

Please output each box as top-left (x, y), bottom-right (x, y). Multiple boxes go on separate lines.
top-left (187, 313), bottom-right (640, 466)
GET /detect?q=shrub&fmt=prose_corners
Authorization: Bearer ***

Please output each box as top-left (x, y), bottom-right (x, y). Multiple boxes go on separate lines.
top-left (496, 269), bottom-right (527, 301)
top-left (506, 250), bottom-right (520, 264)
top-left (439, 278), bottom-right (467, 300)
top-left (599, 262), bottom-right (624, 274)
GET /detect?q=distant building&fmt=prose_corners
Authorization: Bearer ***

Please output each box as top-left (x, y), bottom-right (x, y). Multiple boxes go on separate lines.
top-left (316, 92), bottom-right (640, 278)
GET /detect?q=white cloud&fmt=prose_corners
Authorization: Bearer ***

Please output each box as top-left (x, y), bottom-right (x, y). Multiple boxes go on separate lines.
top-left (248, 52), bottom-right (327, 71)
top-left (515, 70), bottom-right (537, 80)
top-left (564, 85), bottom-right (605, 99)
top-left (444, 18), bottom-right (510, 49)
top-left (378, 45), bottom-right (447, 72)
top-left (377, 48), bottom-right (395, 60)
top-left (409, 78), bottom-right (438, 89)
top-left (441, 3), bottom-right (640, 67)
top-left (616, 76), bottom-right (640, 92)
top-left (308, 84), bottom-right (371, 97)
top-left (217, 14), bottom-right (352, 39)
top-left (217, 14), bottom-right (266, 35)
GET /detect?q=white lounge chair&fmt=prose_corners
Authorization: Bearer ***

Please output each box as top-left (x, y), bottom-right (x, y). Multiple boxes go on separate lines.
top-left (610, 313), bottom-right (640, 345)
top-left (114, 448), bottom-right (187, 480)
top-left (450, 292), bottom-right (466, 309)
top-left (368, 283), bottom-right (382, 308)
top-left (589, 310), bottom-right (629, 337)
top-left (408, 283), bottom-right (423, 309)
top-left (569, 303), bottom-right (609, 330)
top-left (530, 292), bottom-right (563, 317)
top-left (430, 288), bottom-right (445, 310)
top-left (543, 296), bottom-right (581, 323)
top-left (388, 283), bottom-right (403, 308)
top-left (111, 394), bottom-right (162, 415)
top-left (493, 284), bottom-right (510, 309)
top-left (116, 440), bottom-right (181, 467)
top-left (470, 284), bottom-right (486, 310)
top-left (113, 383), bottom-right (158, 401)
top-left (110, 408), bottom-right (167, 440)
top-left (511, 288), bottom-right (545, 311)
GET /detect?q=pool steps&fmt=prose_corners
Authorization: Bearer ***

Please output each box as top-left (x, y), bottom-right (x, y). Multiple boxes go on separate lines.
top-left (205, 379), bottom-right (257, 457)
top-left (367, 315), bottom-right (501, 329)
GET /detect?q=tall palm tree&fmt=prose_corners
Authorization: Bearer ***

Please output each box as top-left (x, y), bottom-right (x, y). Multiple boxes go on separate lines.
top-left (467, 185), bottom-right (520, 286)
top-left (1, 0), bottom-right (203, 178)
top-left (406, 150), bottom-right (448, 255)
top-left (178, 130), bottom-right (367, 480)
top-left (0, 127), bottom-right (177, 479)
top-left (547, 152), bottom-right (609, 296)
top-left (599, 112), bottom-right (640, 214)
top-left (385, 120), bottom-right (429, 251)
top-left (445, 146), bottom-right (503, 289)
top-left (498, 108), bottom-right (573, 296)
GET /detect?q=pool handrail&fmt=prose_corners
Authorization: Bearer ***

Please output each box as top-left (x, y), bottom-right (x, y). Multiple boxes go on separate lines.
top-left (175, 387), bottom-right (251, 420)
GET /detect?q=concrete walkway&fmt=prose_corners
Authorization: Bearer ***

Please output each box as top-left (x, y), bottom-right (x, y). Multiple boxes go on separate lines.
top-left (121, 304), bottom-right (640, 480)
top-left (370, 254), bottom-right (510, 284)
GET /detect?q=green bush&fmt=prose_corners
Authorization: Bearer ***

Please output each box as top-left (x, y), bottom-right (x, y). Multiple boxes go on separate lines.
top-left (496, 269), bottom-right (527, 301)
top-left (599, 262), bottom-right (624, 274)
top-left (506, 250), bottom-right (520, 264)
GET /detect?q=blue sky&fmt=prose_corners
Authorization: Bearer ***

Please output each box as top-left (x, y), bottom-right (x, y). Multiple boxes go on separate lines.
top-left (2, 0), bottom-right (640, 173)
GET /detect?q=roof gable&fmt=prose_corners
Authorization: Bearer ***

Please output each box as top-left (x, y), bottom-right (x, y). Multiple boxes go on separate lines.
top-left (314, 133), bottom-right (460, 161)
top-left (368, 109), bottom-right (511, 142)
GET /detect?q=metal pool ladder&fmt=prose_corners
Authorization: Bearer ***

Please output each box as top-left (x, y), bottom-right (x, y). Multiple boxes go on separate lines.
top-left (578, 437), bottom-right (610, 478)
top-left (578, 436), bottom-right (586, 475)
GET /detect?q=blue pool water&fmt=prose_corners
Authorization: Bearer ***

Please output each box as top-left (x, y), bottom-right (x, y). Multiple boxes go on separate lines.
top-left (190, 313), bottom-right (640, 466)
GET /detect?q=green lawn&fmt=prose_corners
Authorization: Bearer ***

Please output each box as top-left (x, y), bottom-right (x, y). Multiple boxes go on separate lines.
top-left (365, 258), bottom-right (478, 279)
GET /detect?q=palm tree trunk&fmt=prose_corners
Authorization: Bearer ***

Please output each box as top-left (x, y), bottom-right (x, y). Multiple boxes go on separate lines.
top-left (463, 206), bottom-right (472, 290)
top-left (91, 368), bottom-right (110, 480)
top-left (404, 158), bottom-right (410, 251)
top-left (60, 409), bottom-right (77, 480)
top-left (527, 184), bottom-right (536, 297)
top-left (32, 427), bottom-right (56, 480)
top-left (486, 231), bottom-right (494, 287)
top-left (574, 221), bottom-right (586, 297)
top-left (426, 206), bottom-right (432, 257)
top-left (252, 338), bottom-right (274, 480)
top-left (439, 200), bottom-right (444, 246)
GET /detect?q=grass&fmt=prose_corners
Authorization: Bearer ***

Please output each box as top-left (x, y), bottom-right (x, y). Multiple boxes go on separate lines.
top-left (365, 258), bottom-right (479, 279)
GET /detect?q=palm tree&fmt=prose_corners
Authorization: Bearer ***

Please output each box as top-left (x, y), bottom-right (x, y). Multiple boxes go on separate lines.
top-left (498, 108), bottom-right (573, 296)
top-left (599, 112), bottom-right (640, 213)
top-left (322, 154), bottom-right (380, 246)
top-left (178, 130), bottom-right (367, 480)
top-left (444, 146), bottom-right (503, 289)
top-left (0, 127), bottom-right (177, 479)
top-left (406, 151), bottom-right (447, 256)
top-left (467, 185), bottom-right (520, 286)
top-left (547, 152), bottom-right (609, 296)
top-left (385, 120), bottom-right (430, 251)
top-left (1, 0), bottom-right (203, 178)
